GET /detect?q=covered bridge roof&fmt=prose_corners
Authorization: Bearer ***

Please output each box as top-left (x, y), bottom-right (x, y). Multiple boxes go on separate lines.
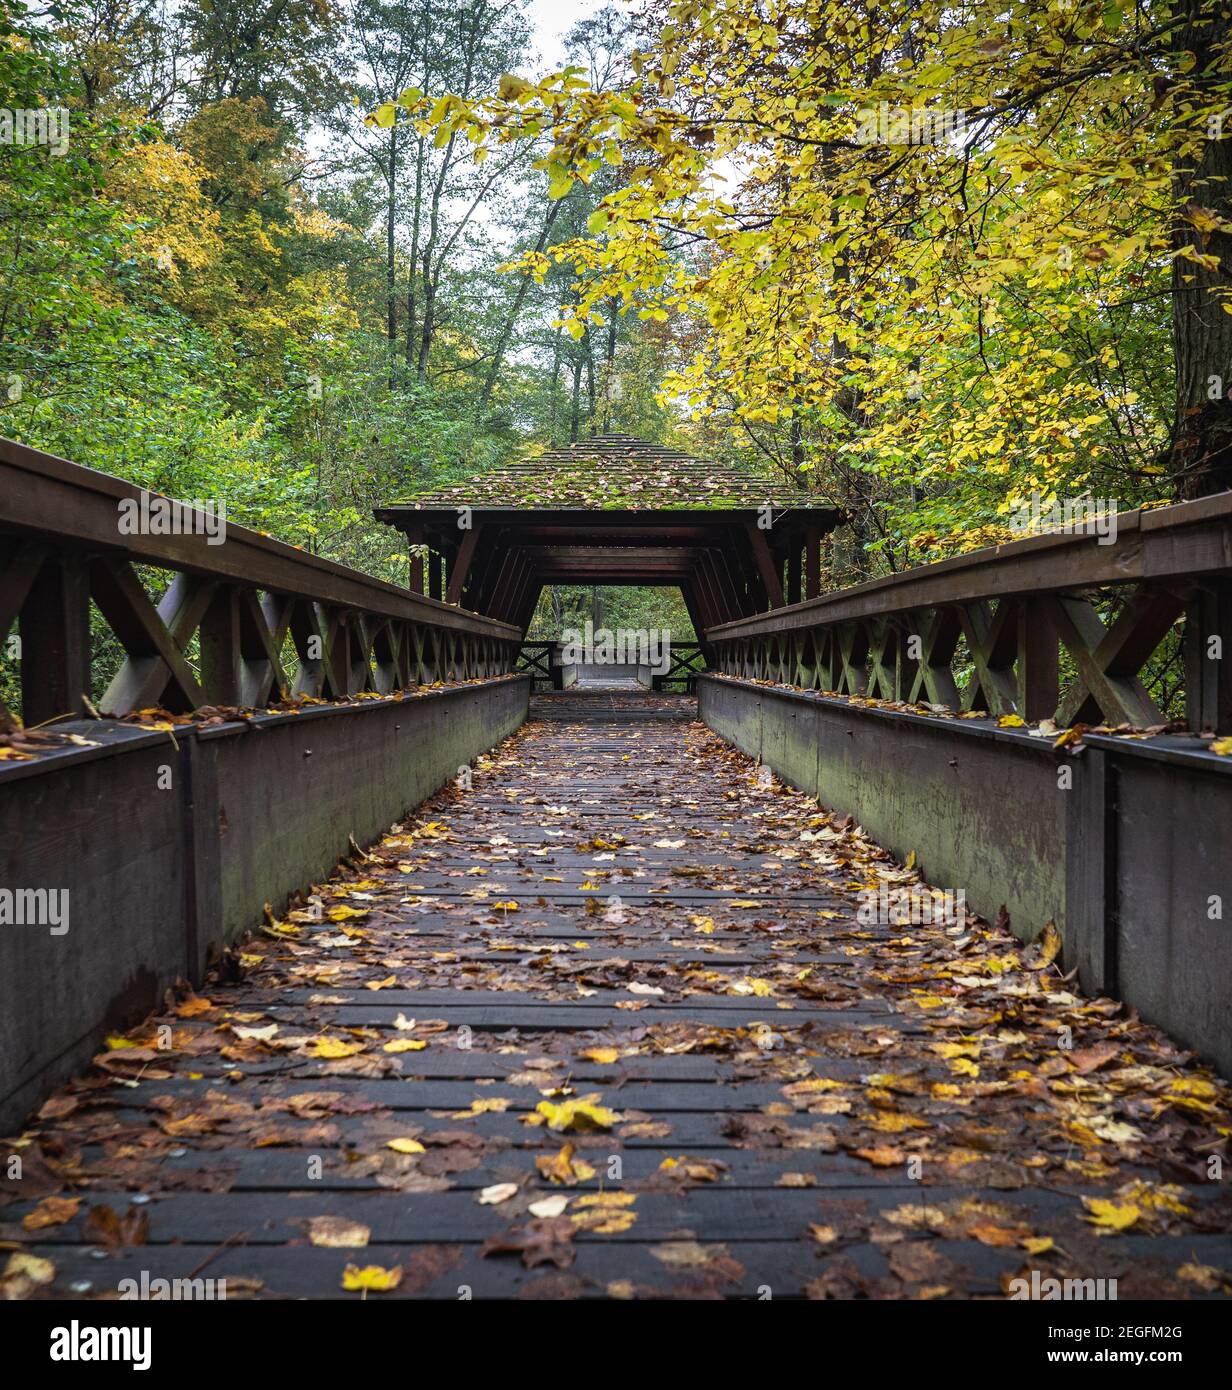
top-left (383, 433), bottom-right (822, 510)
top-left (374, 434), bottom-right (843, 633)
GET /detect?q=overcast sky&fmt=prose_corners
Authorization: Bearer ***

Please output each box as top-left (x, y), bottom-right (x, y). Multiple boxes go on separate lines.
top-left (526, 0), bottom-right (609, 70)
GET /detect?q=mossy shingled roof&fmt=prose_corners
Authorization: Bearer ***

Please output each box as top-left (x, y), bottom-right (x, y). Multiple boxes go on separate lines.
top-left (394, 433), bottom-right (818, 510)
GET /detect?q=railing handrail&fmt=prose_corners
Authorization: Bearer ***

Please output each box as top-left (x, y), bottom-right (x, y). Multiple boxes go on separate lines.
top-left (703, 491), bottom-right (1232, 734)
top-left (706, 492), bottom-right (1232, 641)
top-left (1, 437), bottom-right (522, 724)
top-left (0, 436), bottom-right (518, 640)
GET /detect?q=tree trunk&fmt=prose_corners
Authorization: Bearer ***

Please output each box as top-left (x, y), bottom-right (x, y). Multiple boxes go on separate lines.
top-left (386, 127), bottom-right (398, 380)
top-left (569, 355), bottom-right (582, 442)
top-left (416, 263), bottom-right (435, 383)
top-left (548, 329), bottom-right (563, 443)
top-left (1170, 1), bottom-right (1232, 498)
top-left (405, 136), bottom-right (426, 367)
top-left (602, 299), bottom-right (617, 429)
top-left (480, 199), bottom-right (562, 407)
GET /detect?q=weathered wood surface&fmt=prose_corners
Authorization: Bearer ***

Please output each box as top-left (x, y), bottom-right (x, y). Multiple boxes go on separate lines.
top-left (0, 436), bottom-right (520, 724)
top-left (706, 493), bottom-right (1232, 732)
top-left (3, 695), bottom-right (1231, 1300)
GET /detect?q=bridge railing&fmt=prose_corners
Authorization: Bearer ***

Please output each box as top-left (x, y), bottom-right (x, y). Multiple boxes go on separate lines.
top-left (652, 642), bottom-right (706, 692)
top-left (0, 437), bottom-right (523, 726)
top-left (516, 641), bottom-right (564, 691)
top-left (705, 493), bottom-right (1232, 733)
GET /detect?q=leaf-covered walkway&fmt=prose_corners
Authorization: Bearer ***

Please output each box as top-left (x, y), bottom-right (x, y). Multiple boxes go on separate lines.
top-left (5, 696), bottom-right (1232, 1299)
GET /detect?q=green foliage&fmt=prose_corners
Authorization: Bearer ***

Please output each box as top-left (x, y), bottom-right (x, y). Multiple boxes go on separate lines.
top-left (529, 586), bottom-right (695, 643)
top-left (0, 0), bottom-right (699, 635)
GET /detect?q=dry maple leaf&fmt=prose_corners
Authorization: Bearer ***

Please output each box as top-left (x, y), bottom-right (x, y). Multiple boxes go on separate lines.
top-left (83, 1203), bottom-right (149, 1248)
top-left (481, 1216), bottom-right (576, 1269)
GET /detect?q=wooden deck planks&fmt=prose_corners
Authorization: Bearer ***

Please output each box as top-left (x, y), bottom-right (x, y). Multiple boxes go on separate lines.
top-left (3, 694), bottom-right (1232, 1300)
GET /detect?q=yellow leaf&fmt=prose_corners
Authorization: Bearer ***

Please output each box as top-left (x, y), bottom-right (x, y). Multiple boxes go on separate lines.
top-left (1166, 1077), bottom-right (1219, 1114)
top-left (579, 1047), bottom-right (621, 1064)
top-left (383, 1039), bottom-right (427, 1053)
top-left (341, 1263), bottom-right (402, 1292)
top-left (2, 1251), bottom-right (56, 1288)
top-left (533, 1093), bottom-right (621, 1133)
top-left (571, 1191), bottom-right (637, 1234)
top-left (451, 1097), bottom-right (511, 1118)
top-left (478, 1183), bottom-right (519, 1205)
top-left (1021, 1236), bottom-right (1055, 1255)
top-left (386, 1138), bottom-right (425, 1154)
top-left (1081, 1197), bottom-right (1140, 1233)
top-left (1027, 920), bottom-right (1062, 970)
top-left (853, 1146), bottom-right (904, 1167)
top-left (535, 1143), bottom-right (596, 1185)
top-left (308, 1037), bottom-right (365, 1059)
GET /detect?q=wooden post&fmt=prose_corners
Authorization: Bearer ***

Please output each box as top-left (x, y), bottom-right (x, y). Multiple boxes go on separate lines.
top-left (19, 552), bottom-right (90, 725)
top-left (198, 585), bottom-right (242, 705)
top-left (805, 524), bottom-right (821, 599)
top-left (1017, 597), bottom-right (1059, 722)
top-left (1185, 579), bottom-right (1232, 733)
top-left (786, 529), bottom-right (801, 605)
top-left (405, 525), bottom-right (425, 594)
top-left (702, 549), bottom-right (740, 626)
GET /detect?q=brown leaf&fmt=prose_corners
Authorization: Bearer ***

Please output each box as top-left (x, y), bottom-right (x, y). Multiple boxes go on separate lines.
top-left (22, 1196), bottom-right (80, 1231)
top-left (83, 1203), bottom-right (149, 1248)
top-left (481, 1216), bottom-right (575, 1269)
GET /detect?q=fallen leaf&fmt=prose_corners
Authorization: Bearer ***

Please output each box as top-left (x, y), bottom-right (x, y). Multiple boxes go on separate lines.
top-left (308, 1216), bottom-right (371, 1248)
top-left (22, 1196), bottom-right (81, 1231)
top-left (533, 1095), bottom-right (621, 1133)
top-left (341, 1263), bottom-right (402, 1292)
top-left (528, 1194), bottom-right (571, 1219)
top-left (478, 1183), bottom-right (520, 1205)
top-left (1081, 1197), bottom-right (1140, 1233)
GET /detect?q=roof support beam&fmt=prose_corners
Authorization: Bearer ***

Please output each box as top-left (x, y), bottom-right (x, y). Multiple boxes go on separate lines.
top-left (702, 548), bottom-right (741, 626)
top-left (744, 522), bottom-right (785, 608)
top-left (446, 524), bottom-right (483, 606)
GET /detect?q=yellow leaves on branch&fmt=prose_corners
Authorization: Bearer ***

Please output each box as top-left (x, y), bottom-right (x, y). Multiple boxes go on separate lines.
top-left (401, 0), bottom-right (1221, 535)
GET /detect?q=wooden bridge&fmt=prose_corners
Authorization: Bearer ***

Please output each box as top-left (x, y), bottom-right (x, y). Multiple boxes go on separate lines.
top-left (1, 434), bottom-right (1231, 1303)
